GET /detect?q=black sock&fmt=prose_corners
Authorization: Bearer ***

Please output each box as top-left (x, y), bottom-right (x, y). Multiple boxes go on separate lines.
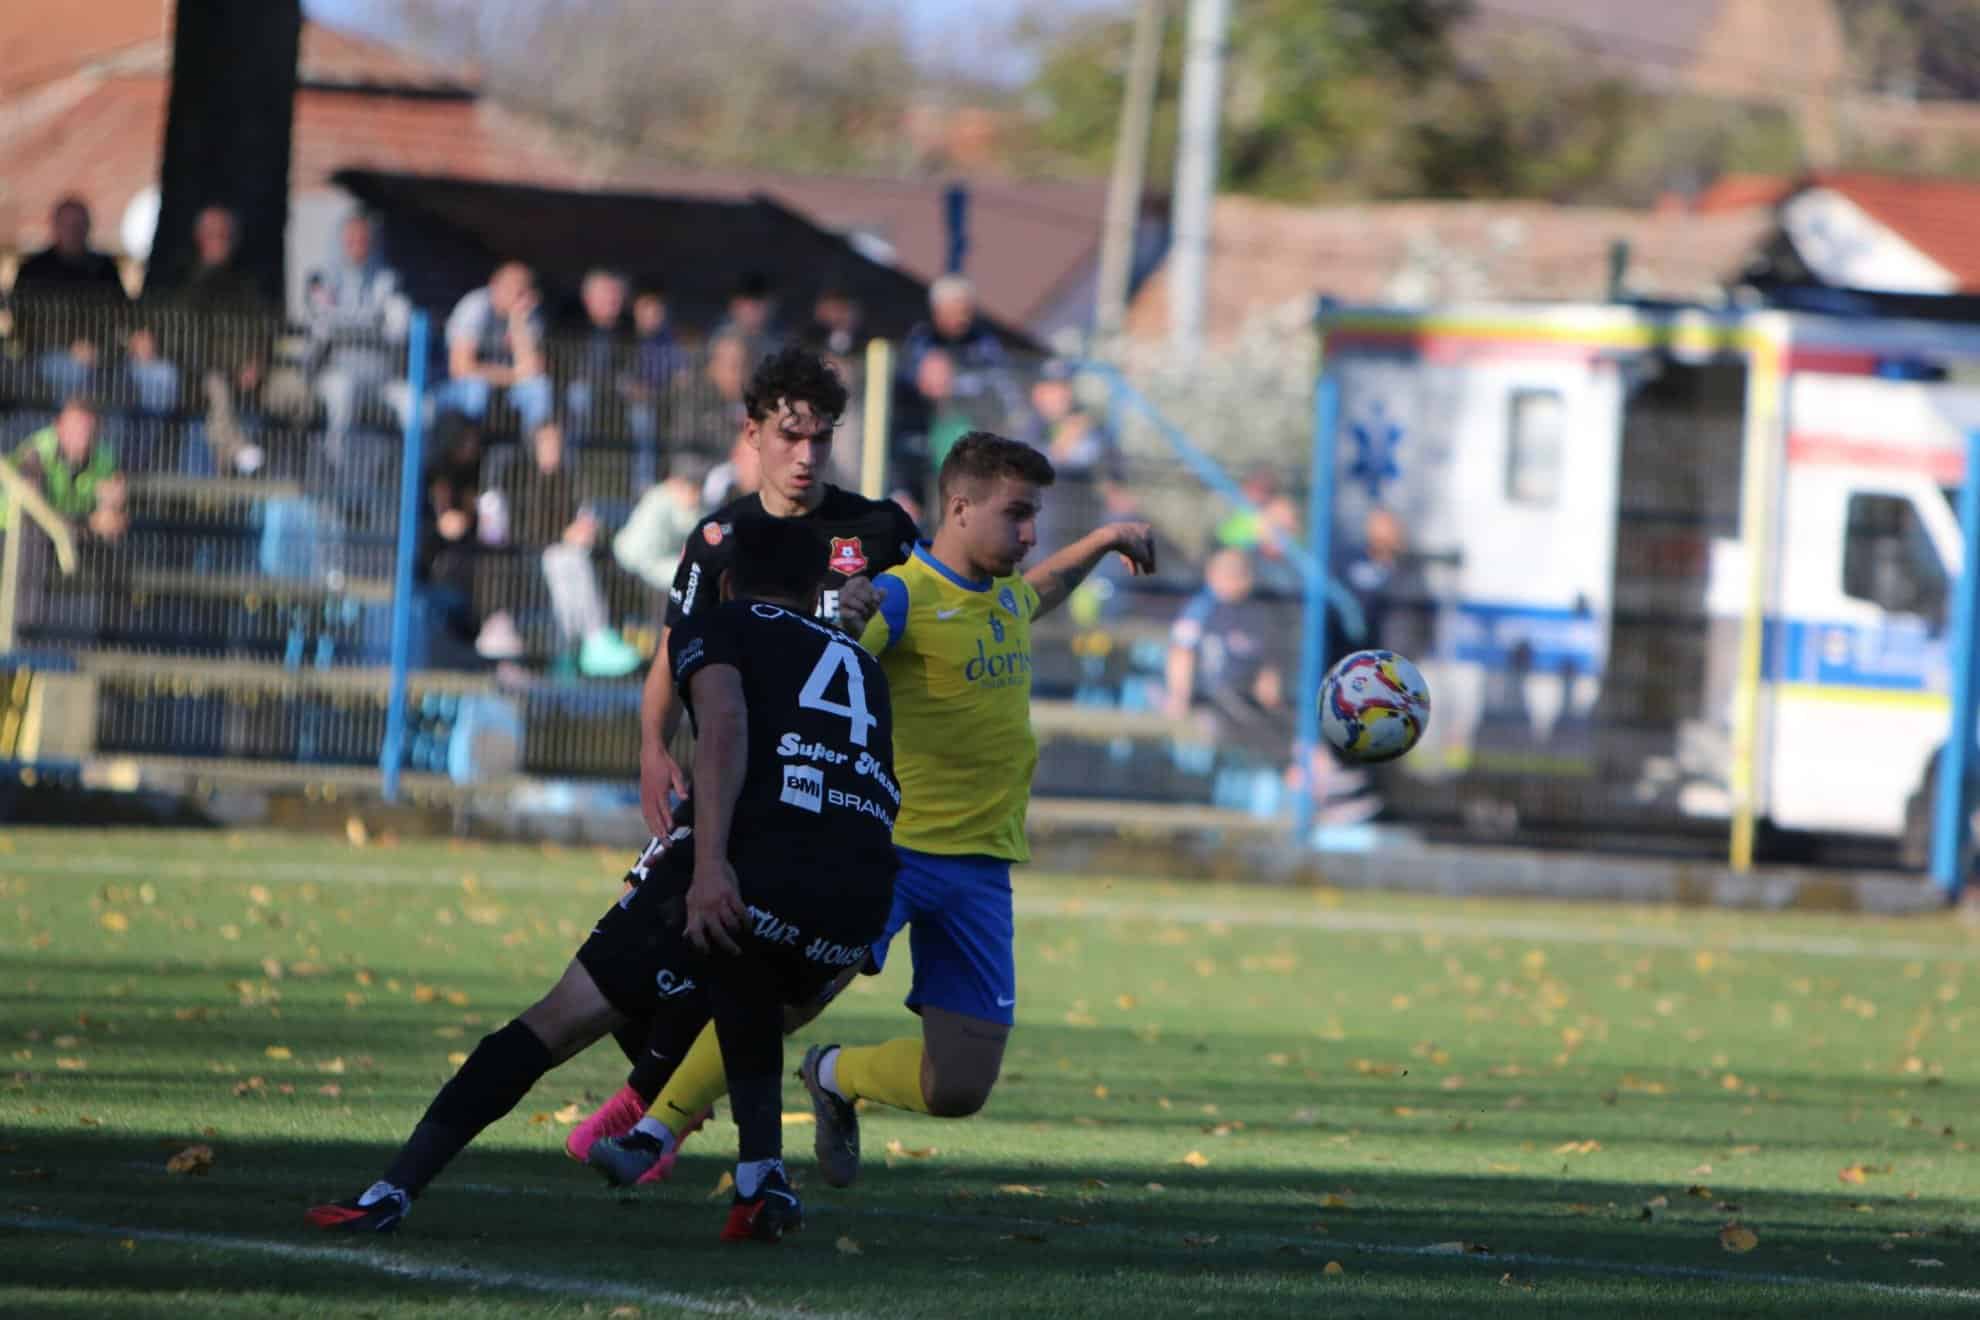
top-left (383, 1019), bottom-right (553, 1195)
top-left (727, 1070), bottom-right (782, 1166)
top-left (627, 1049), bottom-right (671, 1105)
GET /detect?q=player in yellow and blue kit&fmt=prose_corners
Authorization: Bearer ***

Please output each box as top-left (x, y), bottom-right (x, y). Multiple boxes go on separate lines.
top-left (794, 433), bottom-right (1155, 1184)
top-left (594, 432), bottom-right (1155, 1190)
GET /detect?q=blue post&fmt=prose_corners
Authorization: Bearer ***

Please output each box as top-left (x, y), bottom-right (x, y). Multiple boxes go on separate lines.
top-left (945, 184), bottom-right (969, 274)
top-left (380, 311), bottom-right (430, 804)
top-left (1293, 355), bottom-right (1341, 844)
top-left (1930, 427), bottom-right (1980, 902)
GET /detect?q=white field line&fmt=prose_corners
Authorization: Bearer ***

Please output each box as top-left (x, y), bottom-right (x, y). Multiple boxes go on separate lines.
top-left (0, 1212), bottom-right (869, 1319)
top-left (76, 1172), bottom-right (1980, 1307)
top-left (14, 849), bottom-right (1980, 963)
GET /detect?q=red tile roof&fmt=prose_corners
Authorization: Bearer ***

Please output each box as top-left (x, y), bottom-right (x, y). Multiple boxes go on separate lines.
top-left (0, 0), bottom-right (165, 95)
top-left (1806, 172), bottom-right (1980, 291)
top-left (1125, 195), bottom-right (1772, 345)
top-left (297, 22), bottom-right (478, 93)
top-left (1692, 173), bottom-right (1796, 214)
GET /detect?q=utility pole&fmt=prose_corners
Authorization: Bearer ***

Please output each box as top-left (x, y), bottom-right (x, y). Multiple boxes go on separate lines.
top-left (1094, 0), bottom-right (1166, 351)
top-left (1167, 0), bottom-right (1228, 361)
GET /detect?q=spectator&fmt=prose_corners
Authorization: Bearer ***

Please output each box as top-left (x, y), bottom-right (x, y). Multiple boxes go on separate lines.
top-left (900, 274), bottom-right (1004, 381)
top-left (1019, 360), bottom-right (1137, 620)
top-left (801, 285), bottom-right (863, 357)
top-left (304, 210), bottom-right (410, 466)
top-left (177, 205), bottom-right (270, 314)
top-left (1327, 507), bottom-right (1411, 671)
top-left (1251, 495), bottom-right (1306, 598)
top-left (12, 197), bottom-right (130, 398)
top-left (1162, 547), bottom-right (1298, 780)
top-left (1215, 467), bottom-right (1282, 549)
top-left (440, 262), bottom-right (553, 434)
top-left (1, 396), bottom-right (126, 643)
top-left (612, 460), bottom-right (708, 596)
top-left (619, 282), bottom-right (680, 488)
top-left (700, 431), bottom-right (761, 509)
top-left (672, 330), bottom-right (750, 459)
top-left (487, 418), bottom-right (640, 678)
top-left (560, 268), bottom-right (630, 452)
top-left (415, 412), bottom-right (500, 668)
top-left (711, 271), bottom-right (782, 369)
top-left (2, 396), bottom-right (126, 544)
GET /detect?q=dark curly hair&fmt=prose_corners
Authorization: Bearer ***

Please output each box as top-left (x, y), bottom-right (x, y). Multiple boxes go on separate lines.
top-left (742, 344), bottom-right (850, 425)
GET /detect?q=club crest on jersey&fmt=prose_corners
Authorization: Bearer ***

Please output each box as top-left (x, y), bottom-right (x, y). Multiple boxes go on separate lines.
top-left (829, 537), bottom-right (867, 575)
top-left (703, 522), bottom-right (726, 546)
top-left (999, 586), bottom-right (1019, 616)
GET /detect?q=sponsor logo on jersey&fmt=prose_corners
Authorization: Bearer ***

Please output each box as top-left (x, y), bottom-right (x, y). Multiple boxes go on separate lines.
top-left (964, 637), bottom-right (1032, 688)
top-left (989, 614), bottom-right (1005, 644)
top-left (703, 522), bottom-right (725, 546)
top-left (778, 732), bottom-right (849, 765)
top-left (804, 937), bottom-right (871, 968)
top-left (655, 968), bottom-right (697, 998)
top-left (999, 586), bottom-right (1020, 616)
top-left (672, 635), bottom-right (706, 675)
top-left (780, 763), bottom-right (825, 813)
top-left (827, 787), bottom-right (894, 827)
top-left (681, 562), bottom-right (702, 615)
top-left (746, 905), bottom-right (803, 946)
top-left (829, 537), bottom-right (867, 575)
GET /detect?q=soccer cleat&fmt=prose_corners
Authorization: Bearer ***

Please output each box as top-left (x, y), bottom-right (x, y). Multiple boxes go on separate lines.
top-left (798, 1044), bottom-right (860, 1188)
top-left (719, 1168), bottom-right (803, 1244)
top-left (305, 1181), bottom-right (409, 1233)
top-left (585, 1106), bottom-right (714, 1187)
top-left (565, 1085), bottom-right (646, 1163)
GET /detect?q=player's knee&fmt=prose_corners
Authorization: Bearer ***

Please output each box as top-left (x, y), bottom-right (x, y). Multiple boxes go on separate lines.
top-left (924, 1077), bottom-right (993, 1118)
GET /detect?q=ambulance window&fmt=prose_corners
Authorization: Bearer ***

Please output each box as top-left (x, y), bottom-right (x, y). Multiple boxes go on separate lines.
top-left (1843, 493), bottom-right (1947, 623)
top-left (1506, 389), bottom-right (1564, 506)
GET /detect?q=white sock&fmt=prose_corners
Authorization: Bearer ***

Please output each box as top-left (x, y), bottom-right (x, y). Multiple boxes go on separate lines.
top-left (735, 1157), bottom-right (784, 1198)
top-left (819, 1046), bottom-right (847, 1102)
top-left (358, 1180), bottom-right (404, 1206)
top-left (632, 1115), bottom-right (679, 1154)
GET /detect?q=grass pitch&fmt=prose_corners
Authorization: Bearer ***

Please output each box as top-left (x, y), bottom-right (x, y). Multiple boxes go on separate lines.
top-left (3, 827), bottom-right (1980, 1318)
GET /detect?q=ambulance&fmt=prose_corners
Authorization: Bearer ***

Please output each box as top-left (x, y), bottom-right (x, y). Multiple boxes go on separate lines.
top-left (1318, 298), bottom-right (1980, 861)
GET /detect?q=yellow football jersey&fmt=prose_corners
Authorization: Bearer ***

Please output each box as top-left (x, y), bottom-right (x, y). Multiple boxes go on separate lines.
top-left (859, 544), bottom-right (1040, 862)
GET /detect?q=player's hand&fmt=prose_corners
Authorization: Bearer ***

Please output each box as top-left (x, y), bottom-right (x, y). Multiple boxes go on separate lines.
top-left (1110, 521), bottom-right (1157, 576)
top-left (837, 575), bottom-right (881, 633)
top-left (640, 742), bottom-right (688, 836)
top-left (684, 858), bottom-right (745, 955)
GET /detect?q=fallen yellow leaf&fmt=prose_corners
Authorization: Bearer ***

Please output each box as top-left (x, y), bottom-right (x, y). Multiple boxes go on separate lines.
top-left (99, 912), bottom-right (129, 933)
top-left (998, 1183), bottom-right (1047, 1197)
top-left (552, 1102), bottom-right (583, 1125)
top-left (1181, 1150), bottom-right (1210, 1168)
top-left (1323, 1261), bottom-right (1345, 1277)
top-left (708, 1171), bottom-right (735, 1199)
top-left (1318, 1192), bottom-right (1351, 1209)
top-left (781, 1112), bottom-right (815, 1126)
top-left (264, 1046), bottom-right (293, 1061)
top-left (55, 1057), bottom-right (86, 1071)
top-left (1840, 1164), bottom-right (1868, 1185)
top-left (885, 1139), bottom-right (937, 1158)
top-left (1720, 1225), bottom-right (1759, 1253)
top-left (165, 1144), bottom-right (214, 1175)
top-left (836, 1235), bottom-right (863, 1255)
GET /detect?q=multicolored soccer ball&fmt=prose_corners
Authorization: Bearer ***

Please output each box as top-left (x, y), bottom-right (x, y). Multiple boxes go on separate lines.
top-left (1320, 649), bottom-right (1431, 764)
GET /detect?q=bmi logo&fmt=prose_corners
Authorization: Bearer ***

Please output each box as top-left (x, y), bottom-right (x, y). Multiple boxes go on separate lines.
top-left (780, 764), bottom-right (825, 814)
top-left (829, 537), bottom-right (867, 575)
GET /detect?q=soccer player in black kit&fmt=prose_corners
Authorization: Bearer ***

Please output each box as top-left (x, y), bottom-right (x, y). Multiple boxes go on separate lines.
top-left (559, 344), bottom-right (921, 1163)
top-left (306, 517), bottom-right (899, 1240)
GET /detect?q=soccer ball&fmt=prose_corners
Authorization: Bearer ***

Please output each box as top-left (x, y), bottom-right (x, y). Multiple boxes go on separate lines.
top-left (1319, 649), bottom-right (1431, 764)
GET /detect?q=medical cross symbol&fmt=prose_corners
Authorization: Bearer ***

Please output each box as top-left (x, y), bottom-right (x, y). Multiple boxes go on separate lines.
top-left (1347, 405), bottom-right (1402, 501)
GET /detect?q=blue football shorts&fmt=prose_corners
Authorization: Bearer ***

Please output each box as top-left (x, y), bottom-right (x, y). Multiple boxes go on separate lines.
top-left (866, 846), bottom-right (1017, 1027)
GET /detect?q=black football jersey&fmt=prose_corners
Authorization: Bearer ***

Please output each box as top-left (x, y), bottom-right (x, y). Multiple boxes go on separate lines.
top-left (666, 486), bottom-right (920, 632)
top-left (669, 598), bottom-right (900, 893)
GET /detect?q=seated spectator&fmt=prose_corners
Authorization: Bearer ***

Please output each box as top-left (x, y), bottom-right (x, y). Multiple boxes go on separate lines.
top-left (2, 396), bottom-right (126, 544)
top-left (618, 281), bottom-right (680, 488)
top-left (613, 460), bottom-right (708, 596)
top-left (304, 210), bottom-right (410, 465)
top-left (12, 197), bottom-right (130, 400)
top-left (559, 267), bottom-right (630, 453)
top-left (147, 205), bottom-right (274, 475)
top-left (671, 330), bottom-right (750, 460)
top-left (1215, 466), bottom-right (1282, 549)
top-left (485, 419), bottom-right (640, 678)
top-left (415, 412), bottom-right (499, 668)
top-left (900, 274), bottom-right (1004, 381)
top-left (711, 271), bottom-right (783, 369)
top-left (439, 262), bottom-right (553, 434)
top-left (801, 285), bottom-right (863, 358)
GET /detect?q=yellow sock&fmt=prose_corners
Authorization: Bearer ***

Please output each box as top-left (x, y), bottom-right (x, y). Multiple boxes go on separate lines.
top-left (830, 1037), bottom-right (930, 1114)
top-left (650, 1023), bottom-right (728, 1130)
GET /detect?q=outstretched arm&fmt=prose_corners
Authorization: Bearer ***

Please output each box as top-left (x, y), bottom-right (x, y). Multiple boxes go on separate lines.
top-left (1024, 521), bottom-right (1156, 621)
top-left (683, 664), bottom-right (747, 955)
